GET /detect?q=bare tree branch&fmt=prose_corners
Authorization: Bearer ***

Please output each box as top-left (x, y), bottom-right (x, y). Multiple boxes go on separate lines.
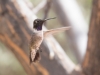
top-left (32, 0), bottom-right (47, 14)
top-left (52, 0), bottom-right (88, 63)
top-left (82, 0), bottom-right (100, 75)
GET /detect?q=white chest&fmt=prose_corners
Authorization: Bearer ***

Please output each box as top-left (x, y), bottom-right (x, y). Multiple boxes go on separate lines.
top-left (30, 30), bottom-right (43, 50)
top-left (33, 29), bottom-right (43, 37)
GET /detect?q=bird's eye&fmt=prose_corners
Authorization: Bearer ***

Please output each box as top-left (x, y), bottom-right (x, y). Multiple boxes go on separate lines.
top-left (35, 20), bottom-right (39, 23)
top-left (35, 21), bottom-right (37, 23)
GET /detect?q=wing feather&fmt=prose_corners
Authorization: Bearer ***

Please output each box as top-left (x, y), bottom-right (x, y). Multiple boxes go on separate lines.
top-left (43, 26), bottom-right (70, 37)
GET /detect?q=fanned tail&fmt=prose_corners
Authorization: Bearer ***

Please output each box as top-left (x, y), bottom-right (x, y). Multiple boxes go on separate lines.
top-left (34, 50), bottom-right (41, 62)
top-left (30, 50), bottom-right (41, 64)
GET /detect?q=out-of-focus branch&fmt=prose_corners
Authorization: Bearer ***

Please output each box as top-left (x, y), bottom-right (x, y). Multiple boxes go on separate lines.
top-left (52, 0), bottom-right (88, 63)
top-left (32, 0), bottom-right (47, 14)
top-left (82, 0), bottom-right (100, 75)
top-left (24, 0), bottom-right (33, 9)
top-left (43, 0), bottom-right (51, 19)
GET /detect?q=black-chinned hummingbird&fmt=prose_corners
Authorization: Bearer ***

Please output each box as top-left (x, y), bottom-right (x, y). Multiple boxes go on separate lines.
top-left (29, 17), bottom-right (70, 63)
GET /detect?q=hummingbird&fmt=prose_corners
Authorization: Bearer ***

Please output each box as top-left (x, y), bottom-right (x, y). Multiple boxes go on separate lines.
top-left (29, 17), bottom-right (70, 63)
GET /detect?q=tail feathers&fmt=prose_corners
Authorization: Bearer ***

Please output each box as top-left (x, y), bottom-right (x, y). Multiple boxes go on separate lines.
top-left (30, 50), bottom-right (41, 64)
top-left (34, 50), bottom-right (41, 62)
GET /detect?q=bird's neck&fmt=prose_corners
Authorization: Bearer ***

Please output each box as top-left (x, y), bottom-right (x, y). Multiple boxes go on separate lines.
top-left (33, 25), bottom-right (42, 31)
top-left (33, 28), bottom-right (43, 32)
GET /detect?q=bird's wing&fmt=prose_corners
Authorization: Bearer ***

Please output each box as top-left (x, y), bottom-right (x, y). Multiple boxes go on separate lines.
top-left (43, 26), bottom-right (70, 37)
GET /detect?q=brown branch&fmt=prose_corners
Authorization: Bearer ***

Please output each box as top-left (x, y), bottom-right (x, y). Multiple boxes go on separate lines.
top-left (82, 0), bottom-right (100, 75)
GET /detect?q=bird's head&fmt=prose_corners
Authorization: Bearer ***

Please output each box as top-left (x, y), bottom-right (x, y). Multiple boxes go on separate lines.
top-left (33, 17), bottom-right (56, 31)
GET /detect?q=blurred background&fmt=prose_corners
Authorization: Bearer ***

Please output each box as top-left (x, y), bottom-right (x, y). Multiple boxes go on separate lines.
top-left (0, 0), bottom-right (92, 75)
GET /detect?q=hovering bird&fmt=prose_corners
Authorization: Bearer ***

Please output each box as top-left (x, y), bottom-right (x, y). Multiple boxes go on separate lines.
top-left (29, 17), bottom-right (70, 63)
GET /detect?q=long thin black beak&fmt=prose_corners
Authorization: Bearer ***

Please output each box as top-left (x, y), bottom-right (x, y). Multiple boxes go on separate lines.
top-left (44, 17), bottom-right (56, 21)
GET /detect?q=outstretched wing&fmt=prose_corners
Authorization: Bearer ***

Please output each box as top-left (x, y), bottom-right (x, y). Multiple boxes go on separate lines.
top-left (43, 26), bottom-right (70, 37)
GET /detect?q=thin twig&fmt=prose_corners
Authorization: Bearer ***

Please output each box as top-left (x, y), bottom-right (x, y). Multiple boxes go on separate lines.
top-left (43, 0), bottom-right (51, 20)
top-left (33, 0), bottom-right (47, 14)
